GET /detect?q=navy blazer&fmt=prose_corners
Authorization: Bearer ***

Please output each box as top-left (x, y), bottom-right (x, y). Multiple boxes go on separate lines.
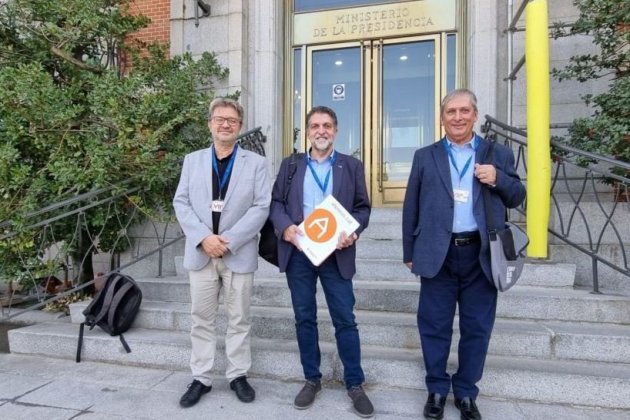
top-left (402, 135), bottom-right (526, 280)
top-left (269, 151), bottom-right (371, 280)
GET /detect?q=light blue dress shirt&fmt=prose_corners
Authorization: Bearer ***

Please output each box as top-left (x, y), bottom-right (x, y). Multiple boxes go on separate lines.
top-left (445, 136), bottom-right (478, 233)
top-left (303, 150), bottom-right (335, 218)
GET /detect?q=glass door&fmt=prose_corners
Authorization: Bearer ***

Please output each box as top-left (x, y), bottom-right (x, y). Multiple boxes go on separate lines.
top-left (302, 35), bottom-right (443, 206)
top-left (373, 36), bottom-right (440, 204)
top-left (307, 43), bottom-right (363, 159)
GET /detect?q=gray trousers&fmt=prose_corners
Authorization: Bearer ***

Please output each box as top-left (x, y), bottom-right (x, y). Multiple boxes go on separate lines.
top-left (188, 258), bottom-right (254, 386)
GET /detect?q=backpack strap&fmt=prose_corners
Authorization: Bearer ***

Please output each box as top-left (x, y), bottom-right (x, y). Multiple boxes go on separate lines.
top-left (119, 333), bottom-right (131, 353)
top-left (284, 153), bottom-right (302, 203)
top-left (106, 281), bottom-right (135, 330)
top-left (76, 322), bottom-right (85, 363)
top-left (90, 273), bottom-right (124, 328)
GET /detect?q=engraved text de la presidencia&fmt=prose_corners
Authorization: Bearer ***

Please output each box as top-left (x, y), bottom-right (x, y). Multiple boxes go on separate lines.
top-left (312, 7), bottom-right (434, 38)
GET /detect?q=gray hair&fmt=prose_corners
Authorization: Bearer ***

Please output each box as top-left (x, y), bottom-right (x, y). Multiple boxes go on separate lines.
top-left (440, 89), bottom-right (478, 115)
top-left (306, 106), bottom-right (338, 128)
top-left (208, 97), bottom-right (244, 121)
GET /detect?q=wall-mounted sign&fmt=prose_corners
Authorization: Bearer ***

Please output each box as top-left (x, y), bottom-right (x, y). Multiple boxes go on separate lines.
top-left (332, 83), bottom-right (345, 101)
top-left (294, 0), bottom-right (456, 45)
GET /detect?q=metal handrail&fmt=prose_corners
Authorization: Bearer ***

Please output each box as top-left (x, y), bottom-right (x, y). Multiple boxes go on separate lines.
top-left (0, 127), bottom-right (268, 319)
top-left (483, 115), bottom-right (630, 293)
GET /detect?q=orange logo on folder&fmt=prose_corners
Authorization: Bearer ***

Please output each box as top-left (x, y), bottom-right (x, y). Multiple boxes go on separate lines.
top-left (304, 208), bottom-right (337, 243)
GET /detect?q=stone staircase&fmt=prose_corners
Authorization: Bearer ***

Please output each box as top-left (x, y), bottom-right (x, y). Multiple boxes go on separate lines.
top-left (8, 209), bottom-right (630, 410)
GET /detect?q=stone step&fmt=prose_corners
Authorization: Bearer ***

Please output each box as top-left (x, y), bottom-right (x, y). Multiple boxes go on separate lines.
top-left (366, 205), bottom-right (630, 247)
top-left (175, 255), bottom-right (577, 287)
top-left (9, 322), bottom-right (630, 410)
top-left (134, 276), bottom-right (630, 325)
top-left (69, 300), bottom-right (630, 364)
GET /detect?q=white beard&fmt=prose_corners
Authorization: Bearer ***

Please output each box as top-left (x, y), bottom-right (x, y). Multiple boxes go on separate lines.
top-left (311, 138), bottom-right (333, 152)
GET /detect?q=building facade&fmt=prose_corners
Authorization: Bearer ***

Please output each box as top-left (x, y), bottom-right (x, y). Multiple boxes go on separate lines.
top-left (131, 0), bottom-right (595, 207)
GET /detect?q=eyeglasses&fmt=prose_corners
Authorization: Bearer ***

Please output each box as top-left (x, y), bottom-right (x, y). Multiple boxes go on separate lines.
top-left (211, 116), bottom-right (241, 126)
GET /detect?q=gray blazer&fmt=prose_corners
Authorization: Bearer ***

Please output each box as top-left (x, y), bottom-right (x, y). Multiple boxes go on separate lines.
top-left (173, 146), bottom-right (271, 273)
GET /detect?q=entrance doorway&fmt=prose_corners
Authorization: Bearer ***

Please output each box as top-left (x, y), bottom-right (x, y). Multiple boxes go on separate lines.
top-left (294, 35), bottom-right (455, 205)
top-left (288, 0), bottom-right (461, 206)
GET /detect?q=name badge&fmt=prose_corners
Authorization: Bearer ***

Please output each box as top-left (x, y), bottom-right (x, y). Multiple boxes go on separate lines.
top-left (210, 200), bottom-right (225, 212)
top-left (453, 189), bottom-right (469, 203)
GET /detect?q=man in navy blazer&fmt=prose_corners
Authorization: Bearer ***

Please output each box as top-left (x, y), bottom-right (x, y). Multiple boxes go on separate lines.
top-left (269, 106), bottom-right (374, 418)
top-left (402, 89), bottom-right (525, 420)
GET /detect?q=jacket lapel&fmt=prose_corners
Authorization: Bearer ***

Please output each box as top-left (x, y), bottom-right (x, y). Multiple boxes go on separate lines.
top-left (332, 152), bottom-right (344, 199)
top-left (222, 146), bottom-right (244, 203)
top-left (202, 148), bottom-right (214, 200)
top-left (432, 139), bottom-right (453, 199)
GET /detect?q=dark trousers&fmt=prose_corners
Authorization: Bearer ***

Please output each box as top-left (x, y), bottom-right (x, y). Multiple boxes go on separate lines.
top-left (286, 251), bottom-right (365, 389)
top-left (417, 240), bottom-right (497, 399)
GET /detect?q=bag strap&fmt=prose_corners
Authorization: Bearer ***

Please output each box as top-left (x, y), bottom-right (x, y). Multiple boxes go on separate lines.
top-left (283, 153), bottom-right (302, 203)
top-left (119, 333), bottom-right (131, 353)
top-left (90, 273), bottom-right (124, 328)
top-left (481, 141), bottom-right (498, 239)
top-left (76, 322), bottom-right (85, 363)
top-left (106, 281), bottom-right (135, 329)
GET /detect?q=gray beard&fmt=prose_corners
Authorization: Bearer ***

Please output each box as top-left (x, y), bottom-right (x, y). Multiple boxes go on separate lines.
top-left (312, 140), bottom-right (332, 152)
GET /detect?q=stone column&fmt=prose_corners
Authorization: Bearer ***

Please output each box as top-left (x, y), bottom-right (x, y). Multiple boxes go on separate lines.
top-left (467, 0), bottom-right (500, 126)
top-left (248, 0), bottom-right (284, 176)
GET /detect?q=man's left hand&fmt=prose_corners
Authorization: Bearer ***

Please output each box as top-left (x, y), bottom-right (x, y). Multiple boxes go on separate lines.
top-left (474, 163), bottom-right (496, 186)
top-left (337, 231), bottom-right (358, 250)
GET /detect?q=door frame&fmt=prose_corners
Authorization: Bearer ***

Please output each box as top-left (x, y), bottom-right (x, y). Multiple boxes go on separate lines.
top-left (300, 35), bottom-right (444, 206)
top-left (370, 34), bottom-right (442, 205)
top-left (285, 1), bottom-right (465, 207)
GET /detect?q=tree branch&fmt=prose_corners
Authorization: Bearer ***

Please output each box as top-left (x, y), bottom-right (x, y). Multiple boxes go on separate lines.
top-left (50, 46), bottom-right (103, 74)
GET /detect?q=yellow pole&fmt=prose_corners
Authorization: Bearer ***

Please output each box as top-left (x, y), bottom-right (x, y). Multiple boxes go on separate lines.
top-left (525, 0), bottom-right (550, 258)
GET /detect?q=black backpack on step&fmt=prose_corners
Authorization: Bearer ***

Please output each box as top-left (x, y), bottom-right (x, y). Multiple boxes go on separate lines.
top-left (76, 272), bottom-right (142, 362)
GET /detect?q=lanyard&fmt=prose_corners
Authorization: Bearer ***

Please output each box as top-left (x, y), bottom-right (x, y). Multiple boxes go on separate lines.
top-left (306, 152), bottom-right (336, 194)
top-left (442, 137), bottom-right (477, 182)
top-left (211, 145), bottom-right (238, 198)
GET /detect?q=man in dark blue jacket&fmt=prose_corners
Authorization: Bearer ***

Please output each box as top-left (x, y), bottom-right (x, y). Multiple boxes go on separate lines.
top-left (269, 106), bottom-right (374, 418)
top-left (402, 89), bottom-right (526, 420)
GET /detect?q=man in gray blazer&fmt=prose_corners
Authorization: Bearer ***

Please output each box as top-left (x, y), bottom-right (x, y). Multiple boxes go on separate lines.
top-left (173, 98), bottom-right (271, 408)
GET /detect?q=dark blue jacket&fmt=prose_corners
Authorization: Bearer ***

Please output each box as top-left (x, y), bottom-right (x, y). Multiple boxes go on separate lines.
top-left (402, 135), bottom-right (526, 279)
top-left (269, 151), bottom-right (371, 280)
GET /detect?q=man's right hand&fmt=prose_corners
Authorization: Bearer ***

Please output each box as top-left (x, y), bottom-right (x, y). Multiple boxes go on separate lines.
top-left (201, 235), bottom-right (229, 258)
top-left (282, 225), bottom-right (303, 251)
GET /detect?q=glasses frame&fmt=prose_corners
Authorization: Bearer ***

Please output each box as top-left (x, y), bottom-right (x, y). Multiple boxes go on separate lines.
top-left (210, 116), bottom-right (242, 127)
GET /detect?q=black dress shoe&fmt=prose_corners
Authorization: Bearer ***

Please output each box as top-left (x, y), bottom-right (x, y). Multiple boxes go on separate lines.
top-left (454, 397), bottom-right (482, 420)
top-left (423, 392), bottom-right (446, 419)
top-left (230, 376), bottom-right (256, 403)
top-left (179, 380), bottom-right (212, 408)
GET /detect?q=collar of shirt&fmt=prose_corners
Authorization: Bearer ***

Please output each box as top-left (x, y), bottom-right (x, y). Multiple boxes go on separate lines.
top-left (445, 134), bottom-right (478, 150)
top-left (307, 148), bottom-right (336, 164)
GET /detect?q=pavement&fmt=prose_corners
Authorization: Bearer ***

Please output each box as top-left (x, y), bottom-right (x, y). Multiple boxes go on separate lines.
top-left (0, 353), bottom-right (628, 420)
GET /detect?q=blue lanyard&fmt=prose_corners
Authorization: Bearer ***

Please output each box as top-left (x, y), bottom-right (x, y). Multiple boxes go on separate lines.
top-left (211, 145), bottom-right (238, 198)
top-left (442, 137), bottom-right (477, 182)
top-left (306, 152), bottom-right (336, 194)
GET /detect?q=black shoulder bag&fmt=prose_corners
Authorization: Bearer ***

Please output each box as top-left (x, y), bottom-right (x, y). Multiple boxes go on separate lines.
top-left (258, 153), bottom-right (301, 266)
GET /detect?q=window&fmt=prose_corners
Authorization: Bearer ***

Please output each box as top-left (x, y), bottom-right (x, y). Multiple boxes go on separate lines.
top-left (294, 0), bottom-right (397, 13)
